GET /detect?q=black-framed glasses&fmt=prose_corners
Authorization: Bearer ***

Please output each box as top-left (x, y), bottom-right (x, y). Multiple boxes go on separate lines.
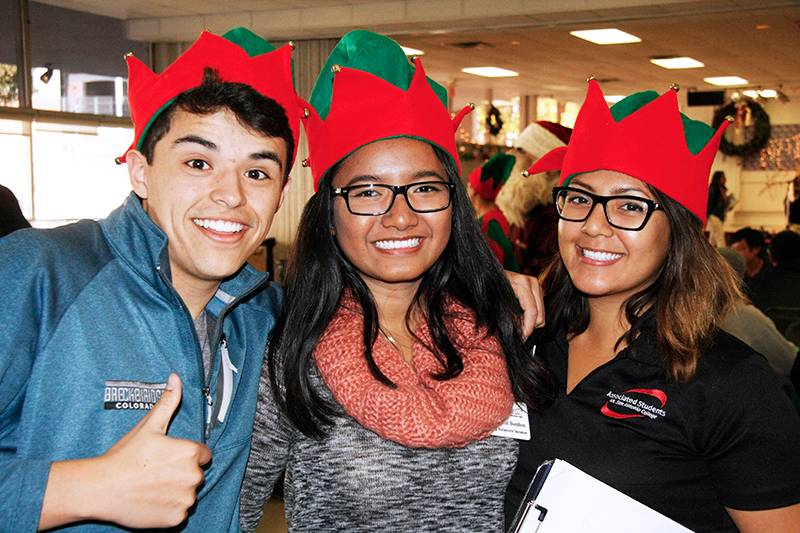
top-left (553, 186), bottom-right (662, 231)
top-left (331, 181), bottom-right (455, 216)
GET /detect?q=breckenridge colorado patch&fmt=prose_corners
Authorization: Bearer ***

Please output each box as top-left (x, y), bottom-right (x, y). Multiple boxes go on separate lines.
top-left (103, 380), bottom-right (167, 411)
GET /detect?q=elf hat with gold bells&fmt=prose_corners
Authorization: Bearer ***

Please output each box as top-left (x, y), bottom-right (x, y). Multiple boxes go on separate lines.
top-left (525, 79), bottom-right (731, 223)
top-left (304, 30), bottom-right (473, 190)
top-left (116, 27), bottom-right (307, 164)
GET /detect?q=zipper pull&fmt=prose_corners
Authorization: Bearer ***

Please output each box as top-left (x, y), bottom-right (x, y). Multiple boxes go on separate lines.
top-left (203, 386), bottom-right (213, 439)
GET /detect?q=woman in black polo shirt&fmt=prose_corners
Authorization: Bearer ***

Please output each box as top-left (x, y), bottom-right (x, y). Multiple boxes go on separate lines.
top-left (505, 81), bottom-right (800, 532)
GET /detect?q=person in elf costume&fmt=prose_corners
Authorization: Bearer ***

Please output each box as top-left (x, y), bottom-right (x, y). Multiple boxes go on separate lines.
top-left (468, 152), bottom-right (521, 271)
top-left (239, 30), bottom-right (553, 532)
top-left (496, 120), bottom-right (572, 275)
top-left (505, 80), bottom-right (800, 532)
top-left (0, 27), bottom-right (307, 531)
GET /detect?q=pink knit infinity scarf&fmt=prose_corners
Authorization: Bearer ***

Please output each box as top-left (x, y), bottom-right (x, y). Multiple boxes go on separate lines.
top-left (313, 298), bottom-right (514, 448)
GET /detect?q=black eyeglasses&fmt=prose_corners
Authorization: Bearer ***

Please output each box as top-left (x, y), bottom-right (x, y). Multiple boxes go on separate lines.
top-left (552, 186), bottom-right (662, 231)
top-left (331, 181), bottom-right (455, 216)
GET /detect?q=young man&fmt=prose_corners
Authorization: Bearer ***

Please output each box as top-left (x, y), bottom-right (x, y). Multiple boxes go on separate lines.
top-left (0, 28), bottom-right (305, 531)
top-left (730, 226), bottom-right (772, 303)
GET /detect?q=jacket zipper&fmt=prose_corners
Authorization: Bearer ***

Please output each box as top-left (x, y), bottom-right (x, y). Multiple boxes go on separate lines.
top-left (157, 263), bottom-right (213, 443)
top-left (157, 261), bottom-right (269, 442)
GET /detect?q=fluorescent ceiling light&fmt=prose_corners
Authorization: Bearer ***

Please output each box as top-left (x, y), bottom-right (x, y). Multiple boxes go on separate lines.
top-left (604, 95), bottom-right (625, 104)
top-left (743, 89), bottom-right (777, 98)
top-left (704, 76), bottom-right (748, 86)
top-left (650, 56), bottom-right (704, 69)
top-left (570, 28), bottom-right (641, 45)
top-left (461, 66), bottom-right (519, 78)
top-left (400, 46), bottom-right (424, 56)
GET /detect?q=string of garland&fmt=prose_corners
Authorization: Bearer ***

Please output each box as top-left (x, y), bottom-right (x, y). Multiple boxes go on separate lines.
top-left (712, 99), bottom-right (771, 157)
top-left (486, 105), bottom-right (504, 136)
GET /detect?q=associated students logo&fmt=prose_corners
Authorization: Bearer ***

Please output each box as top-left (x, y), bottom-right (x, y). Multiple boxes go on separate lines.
top-left (601, 388), bottom-right (668, 420)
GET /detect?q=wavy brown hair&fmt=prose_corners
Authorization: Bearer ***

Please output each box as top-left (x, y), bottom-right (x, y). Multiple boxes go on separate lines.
top-left (542, 186), bottom-right (744, 382)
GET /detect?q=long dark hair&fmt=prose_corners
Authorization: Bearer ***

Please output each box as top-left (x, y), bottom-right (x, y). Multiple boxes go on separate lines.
top-left (270, 142), bottom-right (554, 437)
top-left (542, 186), bottom-right (743, 381)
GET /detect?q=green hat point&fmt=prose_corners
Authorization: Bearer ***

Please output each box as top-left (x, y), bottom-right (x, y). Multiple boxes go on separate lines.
top-left (222, 27), bottom-right (277, 56)
top-left (610, 90), bottom-right (715, 156)
top-left (310, 29), bottom-right (448, 120)
top-left (482, 153), bottom-right (516, 188)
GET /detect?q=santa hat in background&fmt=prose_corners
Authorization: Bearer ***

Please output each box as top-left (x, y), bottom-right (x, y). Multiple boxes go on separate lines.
top-left (515, 121), bottom-right (572, 158)
top-left (496, 121), bottom-right (573, 227)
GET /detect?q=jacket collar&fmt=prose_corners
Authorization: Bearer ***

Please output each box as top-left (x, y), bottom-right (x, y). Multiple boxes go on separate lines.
top-left (101, 192), bottom-right (269, 309)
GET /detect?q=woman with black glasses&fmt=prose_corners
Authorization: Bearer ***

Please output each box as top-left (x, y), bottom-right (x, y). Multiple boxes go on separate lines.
top-left (239, 30), bottom-right (553, 532)
top-left (505, 81), bottom-right (800, 532)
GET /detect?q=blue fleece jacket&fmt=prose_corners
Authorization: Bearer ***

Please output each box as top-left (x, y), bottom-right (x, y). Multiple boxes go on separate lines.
top-left (0, 193), bottom-right (281, 531)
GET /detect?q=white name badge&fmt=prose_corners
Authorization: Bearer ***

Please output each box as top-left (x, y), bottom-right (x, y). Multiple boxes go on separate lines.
top-left (493, 402), bottom-right (531, 440)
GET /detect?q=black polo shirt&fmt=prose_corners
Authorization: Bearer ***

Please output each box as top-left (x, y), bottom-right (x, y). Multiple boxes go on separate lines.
top-left (505, 329), bottom-right (800, 532)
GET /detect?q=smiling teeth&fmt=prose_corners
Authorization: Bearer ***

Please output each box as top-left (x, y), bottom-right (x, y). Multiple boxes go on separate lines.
top-left (582, 248), bottom-right (623, 261)
top-left (375, 238), bottom-right (421, 250)
top-left (193, 219), bottom-right (244, 233)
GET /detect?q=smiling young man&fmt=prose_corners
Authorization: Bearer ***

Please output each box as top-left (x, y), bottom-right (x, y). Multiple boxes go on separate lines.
top-left (0, 28), bottom-right (306, 531)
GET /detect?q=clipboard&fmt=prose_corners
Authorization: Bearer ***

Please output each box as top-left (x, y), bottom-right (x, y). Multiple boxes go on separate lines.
top-left (508, 459), bottom-right (694, 533)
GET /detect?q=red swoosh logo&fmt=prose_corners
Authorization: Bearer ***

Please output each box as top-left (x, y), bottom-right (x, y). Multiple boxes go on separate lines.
top-left (600, 403), bottom-right (643, 419)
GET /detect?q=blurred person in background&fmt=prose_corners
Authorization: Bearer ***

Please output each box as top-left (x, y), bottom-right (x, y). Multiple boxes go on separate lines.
top-left (717, 246), bottom-right (797, 380)
top-left (706, 170), bottom-right (732, 247)
top-left (496, 121), bottom-right (572, 275)
top-left (468, 152), bottom-right (520, 271)
top-left (0, 184), bottom-right (31, 238)
top-left (730, 226), bottom-right (772, 301)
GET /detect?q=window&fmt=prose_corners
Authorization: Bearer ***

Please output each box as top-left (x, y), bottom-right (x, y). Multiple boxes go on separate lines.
top-left (0, 0), bottom-right (22, 108)
top-left (29, 1), bottom-right (147, 117)
top-left (0, 1), bottom-right (145, 227)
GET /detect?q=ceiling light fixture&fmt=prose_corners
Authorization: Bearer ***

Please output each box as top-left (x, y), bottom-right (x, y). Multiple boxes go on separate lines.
top-left (650, 56), bottom-right (704, 69)
top-left (461, 66), bottom-right (519, 78)
top-left (704, 76), bottom-right (748, 87)
top-left (570, 28), bottom-right (641, 45)
top-left (743, 89), bottom-right (778, 99)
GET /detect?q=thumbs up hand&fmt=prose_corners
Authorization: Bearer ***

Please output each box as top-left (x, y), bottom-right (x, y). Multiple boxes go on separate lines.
top-left (92, 373), bottom-right (213, 528)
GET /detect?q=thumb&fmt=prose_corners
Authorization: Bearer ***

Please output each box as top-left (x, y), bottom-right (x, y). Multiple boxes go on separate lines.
top-left (144, 373), bottom-right (182, 434)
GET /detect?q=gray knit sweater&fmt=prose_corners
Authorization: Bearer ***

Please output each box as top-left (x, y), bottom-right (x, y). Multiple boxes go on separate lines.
top-left (239, 364), bottom-right (518, 532)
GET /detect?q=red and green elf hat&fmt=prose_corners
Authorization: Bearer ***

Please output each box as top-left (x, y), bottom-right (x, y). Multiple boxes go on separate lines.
top-left (116, 27), bottom-right (306, 164)
top-left (469, 153), bottom-right (517, 202)
top-left (526, 79), bottom-right (731, 223)
top-left (304, 30), bottom-right (474, 190)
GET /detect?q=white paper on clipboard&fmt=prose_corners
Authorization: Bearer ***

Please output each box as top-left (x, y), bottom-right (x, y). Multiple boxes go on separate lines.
top-left (509, 459), bottom-right (694, 533)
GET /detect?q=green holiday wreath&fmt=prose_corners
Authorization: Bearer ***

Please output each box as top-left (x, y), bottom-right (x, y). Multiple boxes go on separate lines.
top-left (712, 98), bottom-right (771, 157)
top-left (486, 105), bottom-right (504, 136)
